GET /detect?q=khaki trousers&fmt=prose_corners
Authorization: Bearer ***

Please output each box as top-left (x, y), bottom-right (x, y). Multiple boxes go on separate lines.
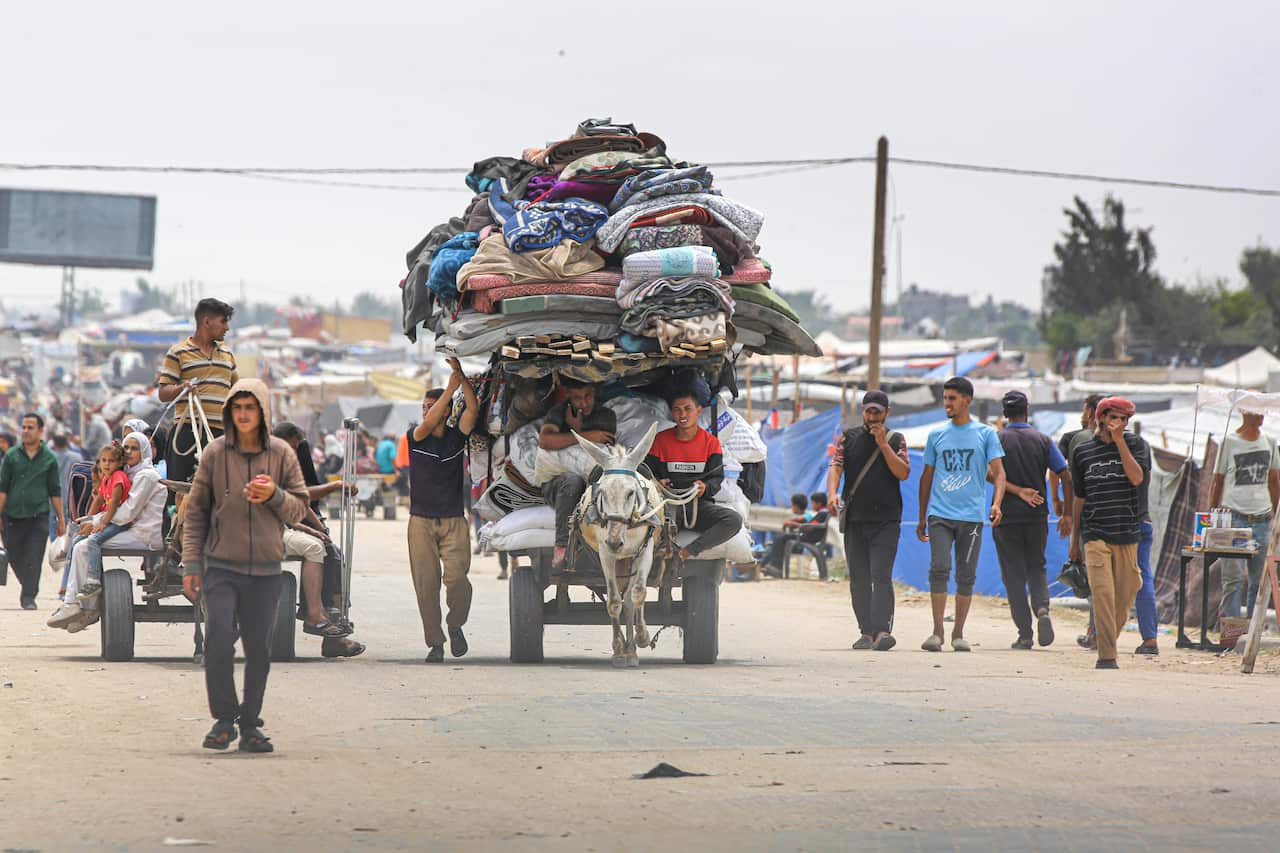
top-left (1084, 540), bottom-right (1142, 661)
top-left (407, 515), bottom-right (473, 647)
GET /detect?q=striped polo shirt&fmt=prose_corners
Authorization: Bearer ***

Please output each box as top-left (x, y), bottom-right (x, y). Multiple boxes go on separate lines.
top-left (1068, 433), bottom-right (1150, 545)
top-left (156, 337), bottom-right (239, 428)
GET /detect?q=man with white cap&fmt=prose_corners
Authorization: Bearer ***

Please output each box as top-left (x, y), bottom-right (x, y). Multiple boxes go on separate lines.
top-left (829, 390), bottom-right (910, 651)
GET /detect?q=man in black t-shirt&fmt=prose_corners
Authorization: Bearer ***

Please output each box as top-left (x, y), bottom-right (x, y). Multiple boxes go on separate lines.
top-left (1068, 396), bottom-right (1150, 670)
top-left (827, 390), bottom-right (910, 651)
top-left (408, 357), bottom-right (478, 663)
top-left (993, 391), bottom-right (1071, 650)
top-left (538, 378), bottom-right (616, 573)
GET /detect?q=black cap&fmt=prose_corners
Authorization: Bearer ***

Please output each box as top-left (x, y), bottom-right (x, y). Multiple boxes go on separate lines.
top-left (862, 390), bottom-right (890, 411)
top-left (1001, 390), bottom-right (1029, 409)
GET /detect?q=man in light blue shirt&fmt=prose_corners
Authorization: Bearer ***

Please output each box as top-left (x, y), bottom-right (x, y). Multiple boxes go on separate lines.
top-left (917, 376), bottom-right (1007, 652)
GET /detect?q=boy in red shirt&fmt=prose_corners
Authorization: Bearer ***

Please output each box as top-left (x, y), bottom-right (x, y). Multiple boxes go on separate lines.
top-left (645, 392), bottom-right (741, 560)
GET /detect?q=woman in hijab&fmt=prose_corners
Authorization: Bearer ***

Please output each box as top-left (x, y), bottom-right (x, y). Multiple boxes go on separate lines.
top-left (321, 433), bottom-right (345, 477)
top-left (48, 432), bottom-right (169, 632)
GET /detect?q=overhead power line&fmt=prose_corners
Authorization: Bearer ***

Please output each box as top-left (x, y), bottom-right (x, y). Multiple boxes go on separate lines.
top-left (1, 155), bottom-right (1278, 197)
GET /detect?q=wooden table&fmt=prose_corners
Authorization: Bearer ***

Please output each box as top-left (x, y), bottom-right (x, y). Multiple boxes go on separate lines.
top-left (1179, 546), bottom-right (1258, 651)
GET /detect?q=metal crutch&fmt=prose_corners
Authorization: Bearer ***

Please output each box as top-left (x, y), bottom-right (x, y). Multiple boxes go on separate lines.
top-left (339, 418), bottom-right (361, 623)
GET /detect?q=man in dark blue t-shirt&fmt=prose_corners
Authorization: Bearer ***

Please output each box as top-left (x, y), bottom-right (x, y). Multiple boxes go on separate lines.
top-left (408, 357), bottom-right (478, 663)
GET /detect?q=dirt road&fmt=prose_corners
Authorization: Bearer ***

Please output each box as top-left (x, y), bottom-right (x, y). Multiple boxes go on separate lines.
top-left (4, 516), bottom-right (1280, 851)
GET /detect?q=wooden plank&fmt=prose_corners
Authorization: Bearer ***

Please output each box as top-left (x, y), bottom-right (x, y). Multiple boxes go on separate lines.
top-left (570, 352), bottom-right (590, 362)
top-left (597, 342), bottom-right (616, 354)
top-left (501, 345), bottom-right (521, 359)
top-left (572, 340), bottom-right (592, 353)
top-left (516, 335), bottom-right (536, 347)
top-left (535, 334), bottom-right (551, 344)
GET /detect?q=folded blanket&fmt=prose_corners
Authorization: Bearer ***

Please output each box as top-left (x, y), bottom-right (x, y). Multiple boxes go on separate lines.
top-left (621, 246), bottom-right (720, 286)
top-left (617, 276), bottom-right (734, 314)
top-left (466, 268), bottom-right (622, 291)
top-left (475, 469), bottom-right (544, 522)
top-left (732, 304), bottom-right (821, 356)
top-left (498, 294), bottom-right (621, 316)
top-left (620, 291), bottom-right (725, 335)
top-left (723, 257), bottom-right (772, 284)
top-left (471, 284), bottom-right (620, 314)
top-left (530, 179), bottom-right (621, 207)
top-left (618, 224), bottom-right (704, 256)
top-left (543, 132), bottom-right (662, 170)
top-left (610, 166), bottom-right (716, 212)
top-left (426, 232), bottom-right (480, 302)
top-left (597, 193), bottom-right (764, 253)
top-left (649, 312), bottom-right (727, 351)
top-left (504, 198), bottom-right (609, 253)
top-left (730, 282), bottom-right (799, 322)
top-left (456, 235), bottom-right (605, 290)
top-left (438, 317), bottom-right (621, 357)
top-left (629, 206), bottom-right (714, 229)
top-left (559, 149), bottom-right (675, 182)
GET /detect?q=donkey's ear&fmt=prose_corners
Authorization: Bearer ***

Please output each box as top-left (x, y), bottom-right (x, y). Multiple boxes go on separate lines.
top-left (573, 430), bottom-right (614, 468)
top-left (623, 421), bottom-right (659, 471)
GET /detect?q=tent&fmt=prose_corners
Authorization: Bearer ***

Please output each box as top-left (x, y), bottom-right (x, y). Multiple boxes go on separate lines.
top-left (1203, 347), bottom-right (1280, 389)
top-left (761, 407), bottom-right (1070, 597)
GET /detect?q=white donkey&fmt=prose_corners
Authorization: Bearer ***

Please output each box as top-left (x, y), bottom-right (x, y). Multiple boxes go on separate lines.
top-left (573, 423), bottom-right (664, 667)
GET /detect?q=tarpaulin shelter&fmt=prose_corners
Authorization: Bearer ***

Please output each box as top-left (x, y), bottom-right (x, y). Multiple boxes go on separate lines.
top-left (761, 406), bottom-right (1071, 597)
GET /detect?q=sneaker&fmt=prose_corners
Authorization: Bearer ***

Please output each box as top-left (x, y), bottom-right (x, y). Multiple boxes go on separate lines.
top-left (951, 637), bottom-right (972, 652)
top-left (852, 636), bottom-right (874, 650)
top-left (1011, 637), bottom-right (1034, 650)
top-left (1134, 643), bottom-right (1160, 656)
top-left (68, 610), bottom-right (99, 633)
top-left (425, 646), bottom-right (445, 663)
top-left (1095, 658), bottom-right (1119, 670)
top-left (76, 581), bottom-right (102, 602)
top-left (449, 627), bottom-right (468, 658)
top-left (47, 602), bottom-right (83, 629)
top-left (1036, 610), bottom-right (1055, 647)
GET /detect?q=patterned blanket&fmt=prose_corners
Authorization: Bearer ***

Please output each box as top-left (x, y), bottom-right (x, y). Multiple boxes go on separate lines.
top-left (503, 198), bottom-right (609, 253)
top-left (465, 268), bottom-right (623, 291)
top-left (456, 235), bottom-right (605, 290)
top-left (619, 291), bottom-right (725, 335)
top-left (621, 246), bottom-right (720, 284)
top-left (616, 276), bottom-right (734, 314)
top-left (723, 257), bottom-right (772, 284)
top-left (597, 193), bottom-right (764, 253)
top-left (470, 282), bottom-right (619, 314)
top-left (610, 166), bottom-right (716, 212)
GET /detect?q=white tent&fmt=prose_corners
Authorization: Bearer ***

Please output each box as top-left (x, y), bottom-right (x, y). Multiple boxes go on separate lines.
top-left (1203, 347), bottom-right (1280, 389)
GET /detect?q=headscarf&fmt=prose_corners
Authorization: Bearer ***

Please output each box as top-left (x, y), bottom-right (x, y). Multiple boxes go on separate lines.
top-left (122, 418), bottom-right (150, 438)
top-left (324, 434), bottom-right (345, 459)
top-left (122, 431), bottom-right (154, 476)
top-left (1096, 396), bottom-right (1137, 419)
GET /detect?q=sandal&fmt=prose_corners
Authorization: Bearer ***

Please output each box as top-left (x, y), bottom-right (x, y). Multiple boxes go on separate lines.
top-left (303, 619), bottom-right (351, 638)
top-left (873, 634), bottom-right (897, 652)
top-left (322, 637), bottom-right (367, 658)
top-left (951, 637), bottom-right (972, 652)
top-left (921, 634), bottom-right (943, 652)
top-left (238, 727), bottom-right (274, 753)
top-left (203, 719), bottom-right (237, 750)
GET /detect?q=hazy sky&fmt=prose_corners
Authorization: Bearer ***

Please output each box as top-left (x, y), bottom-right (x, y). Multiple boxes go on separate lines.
top-left (2, 1), bottom-right (1277, 319)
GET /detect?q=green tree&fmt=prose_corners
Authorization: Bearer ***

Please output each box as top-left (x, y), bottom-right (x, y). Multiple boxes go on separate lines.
top-left (350, 290), bottom-right (400, 324)
top-left (774, 288), bottom-right (838, 335)
top-left (1042, 195), bottom-right (1161, 320)
top-left (76, 286), bottom-right (108, 318)
top-left (1240, 244), bottom-right (1280, 345)
top-left (132, 277), bottom-right (178, 312)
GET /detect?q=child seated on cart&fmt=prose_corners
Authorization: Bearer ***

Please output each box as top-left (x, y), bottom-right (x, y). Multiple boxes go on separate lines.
top-left (69, 442), bottom-right (133, 601)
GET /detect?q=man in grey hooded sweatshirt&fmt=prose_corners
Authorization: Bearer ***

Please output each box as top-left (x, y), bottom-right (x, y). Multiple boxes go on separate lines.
top-left (182, 378), bottom-right (309, 753)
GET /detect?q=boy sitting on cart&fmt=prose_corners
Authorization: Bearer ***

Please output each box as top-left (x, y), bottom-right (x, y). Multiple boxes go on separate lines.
top-left (538, 378), bottom-right (617, 574)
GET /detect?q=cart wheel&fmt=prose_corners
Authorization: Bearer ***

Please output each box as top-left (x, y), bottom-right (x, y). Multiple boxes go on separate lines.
top-left (509, 566), bottom-right (545, 663)
top-left (270, 571), bottom-right (297, 662)
top-left (682, 573), bottom-right (719, 664)
top-left (101, 568), bottom-right (135, 662)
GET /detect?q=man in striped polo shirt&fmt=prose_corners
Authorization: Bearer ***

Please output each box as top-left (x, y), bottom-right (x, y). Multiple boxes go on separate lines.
top-left (156, 298), bottom-right (239, 484)
top-left (1068, 396), bottom-right (1150, 670)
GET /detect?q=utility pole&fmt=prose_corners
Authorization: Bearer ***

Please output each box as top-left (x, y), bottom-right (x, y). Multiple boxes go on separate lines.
top-left (867, 136), bottom-right (889, 391)
top-left (59, 266), bottom-right (76, 330)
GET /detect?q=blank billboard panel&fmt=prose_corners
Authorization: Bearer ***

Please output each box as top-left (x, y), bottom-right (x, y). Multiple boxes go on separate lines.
top-left (0, 188), bottom-right (156, 270)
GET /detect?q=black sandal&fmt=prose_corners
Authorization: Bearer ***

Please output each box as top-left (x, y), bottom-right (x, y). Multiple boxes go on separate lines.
top-left (238, 727), bottom-right (274, 753)
top-left (303, 619), bottom-right (351, 638)
top-left (202, 720), bottom-right (237, 750)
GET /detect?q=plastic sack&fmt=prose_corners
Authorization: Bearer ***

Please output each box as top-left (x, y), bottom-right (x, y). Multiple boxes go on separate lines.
top-left (487, 506), bottom-right (555, 538)
top-left (508, 420), bottom-right (544, 483)
top-left (605, 395), bottom-right (673, 449)
top-left (714, 480), bottom-right (750, 527)
top-left (489, 526), bottom-right (555, 552)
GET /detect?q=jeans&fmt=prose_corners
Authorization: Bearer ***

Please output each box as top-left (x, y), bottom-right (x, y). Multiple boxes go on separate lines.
top-left (3, 513), bottom-right (50, 602)
top-left (992, 521), bottom-right (1049, 641)
top-left (80, 523), bottom-right (130, 585)
top-left (203, 567), bottom-right (283, 727)
top-left (845, 520), bottom-right (899, 636)
top-left (1219, 512), bottom-right (1272, 619)
top-left (1134, 521), bottom-right (1158, 640)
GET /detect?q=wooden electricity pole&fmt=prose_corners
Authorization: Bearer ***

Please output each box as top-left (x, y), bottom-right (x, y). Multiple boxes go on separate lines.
top-left (867, 136), bottom-right (889, 391)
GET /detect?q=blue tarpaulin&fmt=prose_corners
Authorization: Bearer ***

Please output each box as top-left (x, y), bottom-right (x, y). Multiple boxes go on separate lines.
top-left (922, 350), bottom-right (996, 380)
top-left (761, 408), bottom-right (1071, 596)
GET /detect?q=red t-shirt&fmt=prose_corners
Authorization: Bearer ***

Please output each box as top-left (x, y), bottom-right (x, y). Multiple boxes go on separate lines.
top-left (647, 428), bottom-right (723, 488)
top-left (98, 469), bottom-right (131, 505)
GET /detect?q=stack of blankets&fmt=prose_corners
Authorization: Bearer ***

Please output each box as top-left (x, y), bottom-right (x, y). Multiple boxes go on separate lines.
top-left (399, 118), bottom-right (820, 360)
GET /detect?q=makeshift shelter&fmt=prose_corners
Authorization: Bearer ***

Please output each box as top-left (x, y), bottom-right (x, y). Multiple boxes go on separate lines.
top-left (1203, 347), bottom-right (1280, 389)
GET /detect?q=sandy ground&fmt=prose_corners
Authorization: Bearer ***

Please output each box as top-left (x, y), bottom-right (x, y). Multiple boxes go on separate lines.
top-left (4, 516), bottom-right (1280, 852)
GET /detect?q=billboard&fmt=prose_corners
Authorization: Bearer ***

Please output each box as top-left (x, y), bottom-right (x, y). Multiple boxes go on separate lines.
top-left (0, 188), bottom-right (156, 270)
